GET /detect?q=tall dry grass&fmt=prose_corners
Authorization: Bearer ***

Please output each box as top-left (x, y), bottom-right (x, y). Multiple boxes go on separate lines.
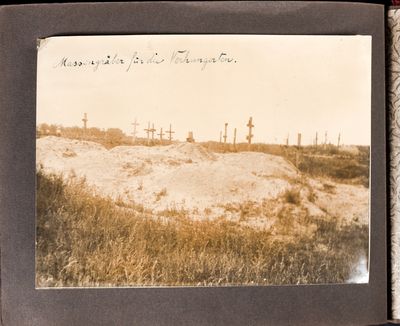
top-left (36, 170), bottom-right (368, 287)
top-left (201, 142), bottom-right (370, 187)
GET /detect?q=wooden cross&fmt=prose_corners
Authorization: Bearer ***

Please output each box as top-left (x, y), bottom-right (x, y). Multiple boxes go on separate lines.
top-left (82, 113), bottom-right (88, 130)
top-left (157, 127), bottom-right (165, 142)
top-left (246, 117), bottom-right (254, 147)
top-left (223, 123), bottom-right (228, 144)
top-left (337, 133), bottom-right (341, 148)
top-left (165, 124), bottom-right (175, 142)
top-left (233, 128), bottom-right (237, 149)
top-left (144, 122), bottom-right (151, 145)
top-left (131, 118), bottom-right (139, 141)
top-left (150, 123), bottom-right (156, 140)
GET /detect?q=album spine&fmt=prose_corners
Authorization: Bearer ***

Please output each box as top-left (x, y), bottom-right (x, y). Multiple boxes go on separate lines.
top-left (0, 5), bottom-right (7, 324)
top-left (388, 6), bottom-right (400, 321)
top-left (0, 6), bottom-right (5, 325)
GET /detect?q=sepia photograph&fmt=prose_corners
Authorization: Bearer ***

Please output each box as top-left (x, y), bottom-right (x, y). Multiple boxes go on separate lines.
top-left (35, 35), bottom-right (371, 287)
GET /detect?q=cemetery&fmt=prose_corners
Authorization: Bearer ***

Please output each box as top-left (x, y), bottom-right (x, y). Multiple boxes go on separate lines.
top-left (35, 113), bottom-right (370, 286)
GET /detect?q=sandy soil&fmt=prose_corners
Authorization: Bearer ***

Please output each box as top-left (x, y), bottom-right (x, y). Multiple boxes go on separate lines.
top-left (36, 136), bottom-right (369, 225)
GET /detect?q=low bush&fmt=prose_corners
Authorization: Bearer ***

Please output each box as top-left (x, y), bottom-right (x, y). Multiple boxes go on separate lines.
top-left (283, 188), bottom-right (301, 205)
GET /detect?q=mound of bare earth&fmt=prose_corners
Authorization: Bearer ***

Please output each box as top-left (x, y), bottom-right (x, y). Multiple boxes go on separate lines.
top-left (36, 137), bottom-right (370, 285)
top-left (36, 136), bottom-right (369, 226)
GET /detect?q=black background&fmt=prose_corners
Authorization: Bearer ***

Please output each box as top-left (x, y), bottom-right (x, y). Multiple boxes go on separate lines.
top-left (0, 1), bottom-right (388, 325)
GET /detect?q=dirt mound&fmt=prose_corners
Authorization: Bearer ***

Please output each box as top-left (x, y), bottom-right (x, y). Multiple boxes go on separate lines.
top-left (110, 142), bottom-right (217, 164)
top-left (169, 142), bottom-right (217, 161)
top-left (37, 137), bottom-right (295, 208)
top-left (36, 136), bottom-right (106, 157)
top-left (37, 136), bottom-right (368, 225)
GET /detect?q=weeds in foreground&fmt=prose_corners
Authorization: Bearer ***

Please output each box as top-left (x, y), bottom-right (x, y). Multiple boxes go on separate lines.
top-left (154, 187), bottom-right (168, 201)
top-left (283, 188), bottom-right (301, 205)
top-left (36, 170), bottom-right (368, 287)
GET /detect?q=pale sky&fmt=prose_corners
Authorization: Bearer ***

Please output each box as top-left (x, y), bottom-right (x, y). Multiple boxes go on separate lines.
top-left (37, 35), bottom-right (371, 145)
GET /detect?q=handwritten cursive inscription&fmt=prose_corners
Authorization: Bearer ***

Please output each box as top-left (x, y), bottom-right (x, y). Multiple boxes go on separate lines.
top-left (53, 50), bottom-right (237, 72)
top-left (126, 52), bottom-right (164, 72)
top-left (53, 54), bottom-right (125, 72)
top-left (170, 50), bottom-right (236, 70)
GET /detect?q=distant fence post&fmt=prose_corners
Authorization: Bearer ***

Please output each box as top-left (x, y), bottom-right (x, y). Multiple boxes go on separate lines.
top-left (233, 128), bottom-right (237, 150)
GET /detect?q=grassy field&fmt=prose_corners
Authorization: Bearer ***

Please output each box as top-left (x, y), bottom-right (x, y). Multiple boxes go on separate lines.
top-left (36, 169), bottom-right (368, 287)
top-left (202, 142), bottom-right (370, 187)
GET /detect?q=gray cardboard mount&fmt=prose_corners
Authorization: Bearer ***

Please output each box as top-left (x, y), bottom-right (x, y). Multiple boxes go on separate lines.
top-left (0, 2), bottom-right (386, 325)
